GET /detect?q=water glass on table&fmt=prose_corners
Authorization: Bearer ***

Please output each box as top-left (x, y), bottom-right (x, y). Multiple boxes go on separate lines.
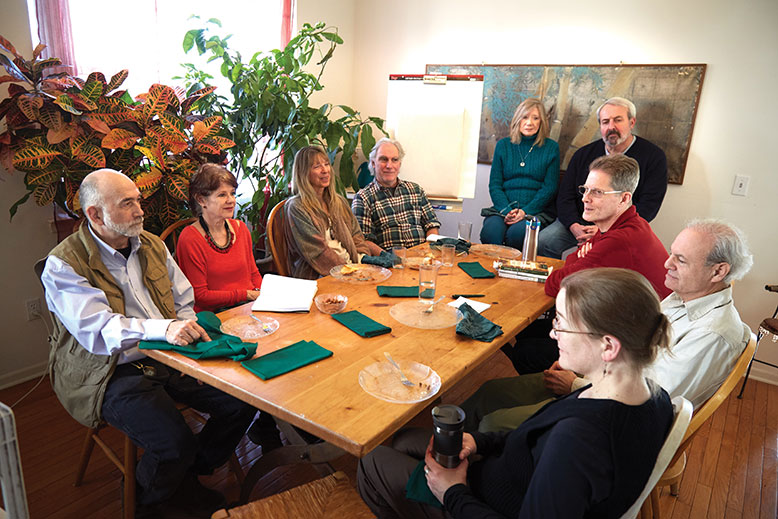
top-left (440, 244), bottom-right (455, 267)
top-left (457, 221), bottom-right (472, 242)
top-left (391, 246), bottom-right (407, 269)
top-left (419, 263), bottom-right (439, 305)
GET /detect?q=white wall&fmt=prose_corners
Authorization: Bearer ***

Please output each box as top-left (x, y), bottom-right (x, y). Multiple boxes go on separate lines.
top-left (0, 0), bottom-right (54, 389)
top-left (304, 0), bottom-right (778, 382)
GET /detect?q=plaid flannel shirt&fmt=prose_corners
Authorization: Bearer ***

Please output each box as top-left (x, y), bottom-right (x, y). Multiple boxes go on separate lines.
top-left (352, 179), bottom-right (440, 250)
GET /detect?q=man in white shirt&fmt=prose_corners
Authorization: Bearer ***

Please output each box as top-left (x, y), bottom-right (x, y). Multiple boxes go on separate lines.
top-left (40, 169), bottom-right (255, 518)
top-left (462, 219), bottom-right (753, 432)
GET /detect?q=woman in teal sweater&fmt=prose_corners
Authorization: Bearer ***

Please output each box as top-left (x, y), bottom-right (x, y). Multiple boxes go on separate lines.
top-left (480, 98), bottom-right (559, 249)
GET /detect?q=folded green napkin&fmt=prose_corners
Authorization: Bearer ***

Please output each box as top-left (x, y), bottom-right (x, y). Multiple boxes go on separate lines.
top-left (456, 303), bottom-right (503, 342)
top-left (332, 310), bottom-right (392, 338)
top-left (241, 340), bottom-right (333, 380)
top-left (457, 261), bottom-right (495, 279)
top-left (405, 461), bottom-right (443, 508)
top-left (430, 237), bottom-right (471, 254)
top-left (139, 311), bottom-right (257, 361)
top-left (362, 250), bottom-right (399, 269)
top-left (377, 285), bottom-right (419, 297)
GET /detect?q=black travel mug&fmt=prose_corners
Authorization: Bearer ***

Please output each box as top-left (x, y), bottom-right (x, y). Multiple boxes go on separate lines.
top-left (431, 404), bottom-right (465, 468)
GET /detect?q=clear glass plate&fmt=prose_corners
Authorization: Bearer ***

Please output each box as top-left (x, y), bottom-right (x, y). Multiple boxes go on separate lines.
top-left (470, 243), bottom-right (522, 259)
top-left (329, 264), bottom-right (392, 284)
top-left (359, 359), bottom-right (441, 404)
top-left (389, 300), bottom-right (462, 329)
top-left (220, 314), bottom-right (279, 340)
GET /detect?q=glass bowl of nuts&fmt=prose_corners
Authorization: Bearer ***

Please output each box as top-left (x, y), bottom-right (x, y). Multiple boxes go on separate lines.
top-left (314, 293), bottom-right (348, 314)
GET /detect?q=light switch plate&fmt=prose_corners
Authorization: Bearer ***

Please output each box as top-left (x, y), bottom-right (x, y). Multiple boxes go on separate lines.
top-left (732, 175), bottom-right (750, 196)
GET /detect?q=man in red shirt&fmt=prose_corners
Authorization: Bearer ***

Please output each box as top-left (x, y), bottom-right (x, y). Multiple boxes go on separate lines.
top-left (505, 154), bottom-right (670, 374)
top-left (544, 154), bottom-right (670, 298)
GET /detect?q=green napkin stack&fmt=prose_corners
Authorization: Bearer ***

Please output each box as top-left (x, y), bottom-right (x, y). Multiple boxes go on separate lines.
top-left (377, 285), bottom-right (419, 297)
top-left (430, 237), bottom-right (470, 254)
top-left (241, 340), bottom-right (333, 380)
top-left (139, 311), bottom-right (257, 361)
top-left (456, 303), bottom-right (503, 342)
top-left (362, 250), bottom-right (399, 269)
top-left (405, 460), bottom-right (443, 508)
top-left (457, 261), bottom-right (495, 279)
top-left (332, 310), bottom-right (392, 338)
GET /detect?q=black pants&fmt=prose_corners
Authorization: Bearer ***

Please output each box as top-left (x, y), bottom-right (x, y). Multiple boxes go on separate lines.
top-left (101, 358), bottom-right (255, 505)
top-left (501, 318), bottom-right (559, 374)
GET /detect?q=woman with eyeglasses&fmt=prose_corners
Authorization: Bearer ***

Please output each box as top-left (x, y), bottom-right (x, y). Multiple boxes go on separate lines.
top-left (480, 98), bottom-right (559, 249)
top-left (285, 146), bottom-right (373, 279)
top-left (357, 268), bottom-right (673, 518)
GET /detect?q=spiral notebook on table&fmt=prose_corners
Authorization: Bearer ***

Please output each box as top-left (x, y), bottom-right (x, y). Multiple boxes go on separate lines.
top-left (251, 274), bottom-right (318, 313)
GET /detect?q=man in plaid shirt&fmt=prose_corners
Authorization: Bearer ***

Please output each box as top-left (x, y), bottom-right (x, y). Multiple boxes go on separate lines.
top-left (352, 138), bottom-right (440, 250)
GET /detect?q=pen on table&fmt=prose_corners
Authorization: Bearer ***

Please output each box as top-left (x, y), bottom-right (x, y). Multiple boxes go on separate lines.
top-left (452, 294), bottom-right (485, 298)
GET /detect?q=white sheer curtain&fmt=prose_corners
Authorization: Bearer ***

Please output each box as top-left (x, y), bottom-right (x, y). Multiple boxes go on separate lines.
top-left (34, 0), bottom-right (286, 96)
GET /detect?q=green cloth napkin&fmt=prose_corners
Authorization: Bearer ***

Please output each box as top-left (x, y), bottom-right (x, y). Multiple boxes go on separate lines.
top-left (456, 303), bottom-right (503, 342)
top-left (331, 310), bottom-right (392, 338)
top-left (405, 461), bottom-right (443, 508)
top-left (241, 340), bottom-right (333, 380)
top-left (430, 237), bottom-right (471, 254)
top-left (362, 250), bottom-right (399, 269)
top-left (457, 261), bottom-right (495, 279)
top-left (139, 311), bottom-right (257, 361)
top-left (377, 285), bottom-right (419, 297)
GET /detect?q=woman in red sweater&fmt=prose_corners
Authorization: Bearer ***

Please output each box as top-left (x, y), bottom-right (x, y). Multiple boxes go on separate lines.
top-left (177, 164), bottom-right (262, 312)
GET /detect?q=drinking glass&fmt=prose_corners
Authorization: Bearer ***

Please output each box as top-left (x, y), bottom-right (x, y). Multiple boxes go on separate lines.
top-left (440, 244), bottom-right (455, 267)
top-left (391, 246), bottom-right (406, 269)
top-left (457, 221), bottom-right (472, 242)
top-left (418, 263), bottom-right (439, 304)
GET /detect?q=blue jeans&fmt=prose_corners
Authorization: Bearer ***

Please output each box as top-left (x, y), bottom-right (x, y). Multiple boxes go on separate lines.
top-left (101, 359), bottom-right (255, 505)
top-left (537, 219), bottom-right (577, 259)
top-left (480, 215), bottom-right (527, 249)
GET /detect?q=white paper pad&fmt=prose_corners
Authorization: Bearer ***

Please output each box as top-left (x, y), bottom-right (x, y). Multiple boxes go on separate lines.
top-left (251, 274), bottom-right (318, 312)
top-left (448, 297), bottom-right (491, 314)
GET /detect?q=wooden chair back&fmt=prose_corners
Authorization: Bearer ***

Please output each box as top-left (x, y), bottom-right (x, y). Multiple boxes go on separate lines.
top-left (159, 217), bottom-right (196, 257)
top-left (266, 200), bottom-right (291, 277)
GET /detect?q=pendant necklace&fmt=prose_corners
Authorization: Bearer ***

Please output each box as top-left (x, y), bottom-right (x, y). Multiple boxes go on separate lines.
top-left (199, 215), bottom-right (234, 254)
top-left (519, 142), bottom-right (535, 167)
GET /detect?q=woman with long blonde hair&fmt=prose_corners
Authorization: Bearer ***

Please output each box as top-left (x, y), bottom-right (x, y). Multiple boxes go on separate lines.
top-left (481, 97), bottom-right (560, 248)
top-left (285, 146), bottom-right (373, 279)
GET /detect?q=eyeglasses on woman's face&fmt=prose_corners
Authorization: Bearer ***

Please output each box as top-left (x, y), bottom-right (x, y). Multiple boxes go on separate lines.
top-left (577, 185), bottom-right (623, 198)
top-left (550, 316), bottom-right (599, 338)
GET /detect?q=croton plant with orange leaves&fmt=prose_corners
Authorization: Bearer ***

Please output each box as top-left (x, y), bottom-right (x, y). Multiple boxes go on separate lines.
top-left (0, 35), bottom-right (234, 233)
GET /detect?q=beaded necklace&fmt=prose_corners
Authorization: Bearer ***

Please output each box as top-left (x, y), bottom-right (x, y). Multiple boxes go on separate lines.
top-left (199, 215), bottom-right (234, 253)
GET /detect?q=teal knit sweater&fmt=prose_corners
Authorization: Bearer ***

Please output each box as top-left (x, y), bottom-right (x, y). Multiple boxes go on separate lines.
top-left (488, 134), bottom-right (560, 216)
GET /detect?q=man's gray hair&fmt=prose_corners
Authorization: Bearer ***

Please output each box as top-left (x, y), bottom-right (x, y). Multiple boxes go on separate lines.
top-left (78, 169), bottom-right (116, 212)
top-left (597, 97), bottom-right (637, 121)
top-left (687, 219), bottom-right (753, 283)
top-left (368, 138), bottom-right (405, 175)
top-left (588, 154), bottom-right (640, 194)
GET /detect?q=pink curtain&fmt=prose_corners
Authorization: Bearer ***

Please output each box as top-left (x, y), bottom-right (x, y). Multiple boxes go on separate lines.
top-left (281, 0), bottom-right (294, 47)
top-left (35, 0), bottom-right (78, 75)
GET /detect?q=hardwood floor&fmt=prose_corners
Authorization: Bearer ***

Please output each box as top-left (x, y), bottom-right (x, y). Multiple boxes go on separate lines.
top-left (1, 353), bottom-right (776, 518)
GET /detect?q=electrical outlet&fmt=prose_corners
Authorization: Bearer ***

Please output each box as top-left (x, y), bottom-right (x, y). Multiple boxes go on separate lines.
top-left (26, 298), bottom-right (42, 321)
top-left (732, 175), bottom-right (750, 196)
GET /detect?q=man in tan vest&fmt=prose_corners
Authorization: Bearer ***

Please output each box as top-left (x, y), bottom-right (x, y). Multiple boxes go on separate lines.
top-left (40, 169), bottom-right (255, 518)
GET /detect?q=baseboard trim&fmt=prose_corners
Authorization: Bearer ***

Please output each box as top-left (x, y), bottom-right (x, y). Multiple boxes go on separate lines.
top-left (0, 362), bottom-right (48, 391)
top-left (748, 363), bottom-right (778, 387)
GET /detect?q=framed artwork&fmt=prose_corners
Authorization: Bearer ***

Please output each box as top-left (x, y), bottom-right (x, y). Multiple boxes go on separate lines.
top-left (425, 64), bottom-right (706, 184)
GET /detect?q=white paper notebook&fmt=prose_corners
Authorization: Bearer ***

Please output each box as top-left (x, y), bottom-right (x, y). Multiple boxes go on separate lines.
top-left (251, 274), bottom-right (318, 313)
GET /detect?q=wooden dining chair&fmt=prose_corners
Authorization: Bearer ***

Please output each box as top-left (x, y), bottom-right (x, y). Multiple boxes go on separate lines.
top-left (159, 216), bottom-right (197, 257)
top-left (210, 471), bottom-right (374, 519)
top-left (266, 199), bottom-right (291, 276)
top-left (619, 396), bottom-right (693, 519)
top-left (640, 335), bottom-right (757, 519)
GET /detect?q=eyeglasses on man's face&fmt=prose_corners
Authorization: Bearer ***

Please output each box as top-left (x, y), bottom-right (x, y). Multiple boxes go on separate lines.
top-left (577, 185), bottom-right (624, 198)
top-left (550, 316), bottom-right (599, 338)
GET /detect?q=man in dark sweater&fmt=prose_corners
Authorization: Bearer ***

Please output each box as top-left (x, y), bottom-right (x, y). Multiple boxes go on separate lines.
top-left (538, 97), bottom-right (667, 259)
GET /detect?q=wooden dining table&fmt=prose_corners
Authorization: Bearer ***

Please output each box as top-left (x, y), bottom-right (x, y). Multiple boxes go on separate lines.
top-left (145, 246), bottom-right (563, 501)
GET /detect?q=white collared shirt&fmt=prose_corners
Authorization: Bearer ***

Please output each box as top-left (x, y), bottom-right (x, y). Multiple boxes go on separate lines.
top-left (41, 225), bottom-right (197, 364)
